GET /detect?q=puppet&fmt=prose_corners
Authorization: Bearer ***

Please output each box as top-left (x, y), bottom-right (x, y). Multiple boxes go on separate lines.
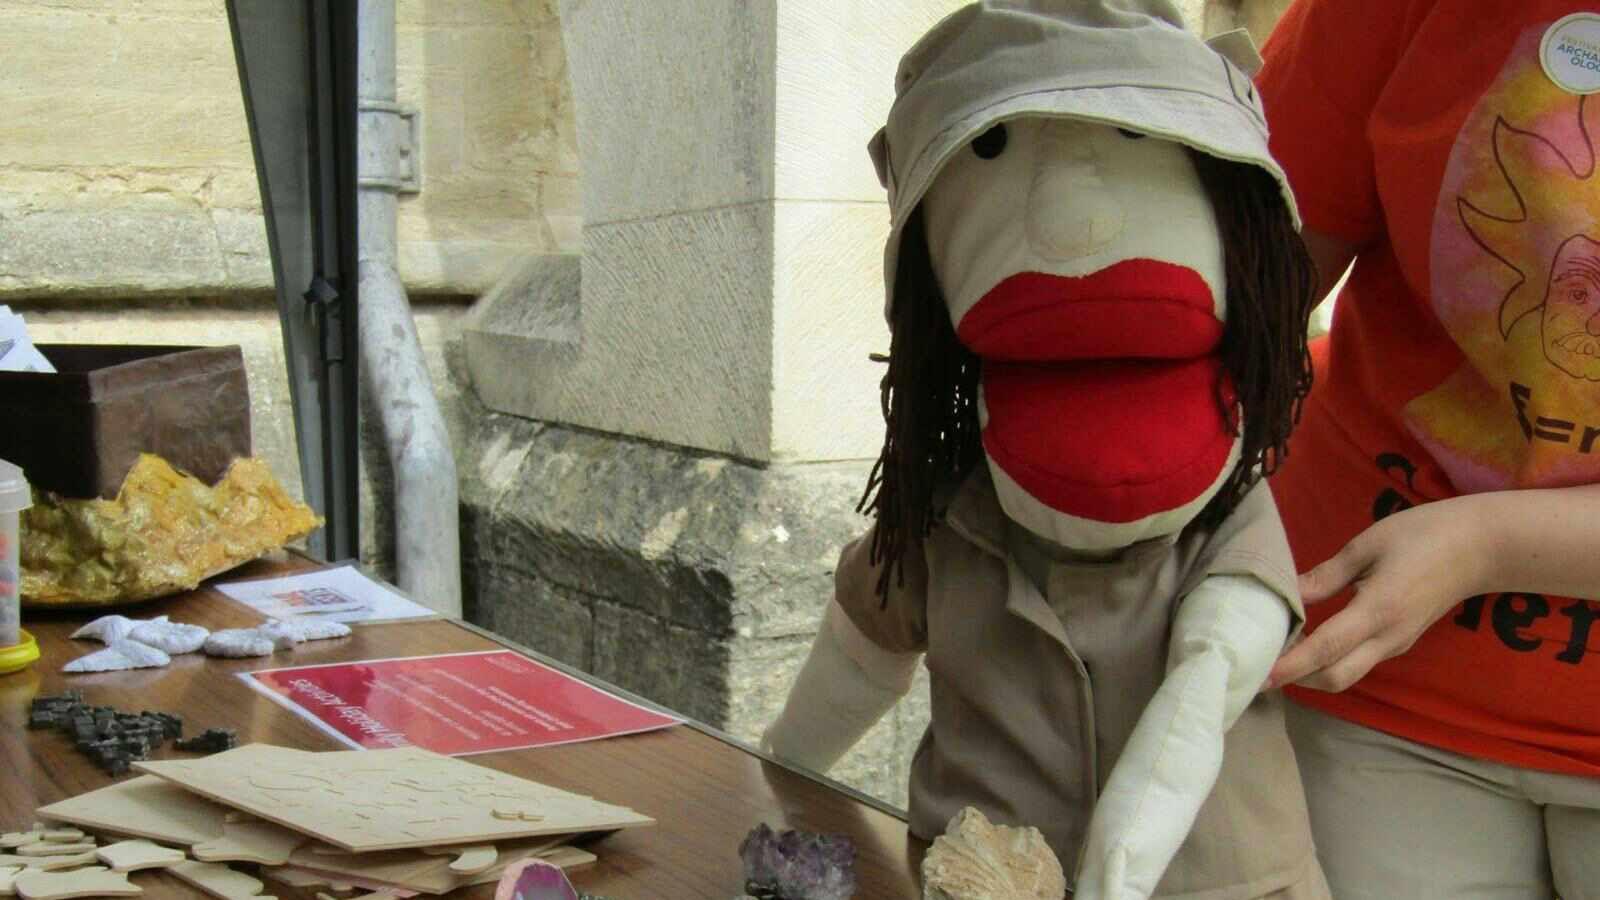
top-left (766, 2), bottom-right (1329, 898)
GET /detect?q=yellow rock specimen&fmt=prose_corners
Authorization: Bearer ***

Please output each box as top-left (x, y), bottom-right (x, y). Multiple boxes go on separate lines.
top-left (21, 454), bottom-right (321, 607)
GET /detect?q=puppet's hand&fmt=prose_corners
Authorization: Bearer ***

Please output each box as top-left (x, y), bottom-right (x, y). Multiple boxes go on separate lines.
top-left (1266, 497), bottom-right (1488, 692)
top-left (762, 600), bottom-right (920, 772)
top-left (1074, 842), bottom-right (1133, 900)
top-left (1075, 575), bottom-right (1289, 900)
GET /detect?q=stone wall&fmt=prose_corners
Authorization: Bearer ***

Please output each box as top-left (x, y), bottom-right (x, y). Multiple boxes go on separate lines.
top-left (0, 0), bottom-right (576, 301)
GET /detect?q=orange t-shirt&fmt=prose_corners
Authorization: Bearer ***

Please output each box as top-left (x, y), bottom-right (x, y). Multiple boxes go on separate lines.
top-left (1260, 0), bottom-right (1600, 777)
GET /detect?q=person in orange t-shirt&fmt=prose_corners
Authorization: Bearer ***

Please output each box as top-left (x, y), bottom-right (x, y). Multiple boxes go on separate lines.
top-left (1257, 0), bottom-right (1600, 896)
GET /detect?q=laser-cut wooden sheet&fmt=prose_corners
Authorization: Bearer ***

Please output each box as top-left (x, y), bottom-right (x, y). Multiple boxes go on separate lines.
top-left (133, 744), bottom-right (653, 852)
top-left (36, 773), bottom-right (599, 894)
top-left (36, 775), bottom-right (229, 846)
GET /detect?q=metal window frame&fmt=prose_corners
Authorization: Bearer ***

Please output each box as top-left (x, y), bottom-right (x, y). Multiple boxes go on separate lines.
top-left (225, 0), bottom-right (360, 561)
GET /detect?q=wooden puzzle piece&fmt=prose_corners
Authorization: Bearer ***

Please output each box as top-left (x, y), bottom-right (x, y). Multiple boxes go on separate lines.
top-left (0, 851), bottom-right (97, 872)
top-left (13, 845), bottom-right (93, 858)
top-left (534, 846), bottom-right (598, 872)
top-left (459, 846), bottom-right (597, 888)
top-left (35, 832), bottom-right (83, 845)
top-left (0, 834), bottom-right (39, 850)
top-left (192, 822), bottom-right (307, 866)
top-left (12, 866), bottom-right (141, 899)
top-left (259, 867), bottom-right (328, 889)
top-left (281, 834), bottom-right (570, 895)
top-left (0, 865), bottom-right (21, 896)
top-left (36, 775), bottom-right (227, 846)
top-left (95, 839), bottom-right (186, 873)
top-left (421, 843), bottom-right (497, 875)
top-left (169, 861), bottom-right (276, 900)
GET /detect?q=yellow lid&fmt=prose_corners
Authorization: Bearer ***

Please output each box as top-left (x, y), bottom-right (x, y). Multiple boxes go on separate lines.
top-left (0, 629), bottom-right (39, 675)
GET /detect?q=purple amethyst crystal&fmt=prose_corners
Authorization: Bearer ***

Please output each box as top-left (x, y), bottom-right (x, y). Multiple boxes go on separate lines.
top-left (738, 822), bottom-right (857, 900)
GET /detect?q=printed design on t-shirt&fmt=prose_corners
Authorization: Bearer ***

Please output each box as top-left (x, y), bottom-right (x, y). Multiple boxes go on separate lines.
top-left (1413, 25), bottom-right (1600, 494)
top-left (1459, 97), bottom-right (1599, 377)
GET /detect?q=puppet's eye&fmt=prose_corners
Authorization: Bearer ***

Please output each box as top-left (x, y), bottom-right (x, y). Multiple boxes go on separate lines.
top-left (1116, 128), bottom-right (1147, 140)
top-left (971, 124), bottom-right (1008, 159)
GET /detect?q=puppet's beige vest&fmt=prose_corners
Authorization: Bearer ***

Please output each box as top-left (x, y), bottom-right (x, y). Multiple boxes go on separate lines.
top-left (838, 473), bottom-right (1319, 897)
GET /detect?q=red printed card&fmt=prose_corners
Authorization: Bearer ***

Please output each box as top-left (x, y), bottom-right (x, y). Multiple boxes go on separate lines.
top-left (240, 650), bottom-right (681, 755)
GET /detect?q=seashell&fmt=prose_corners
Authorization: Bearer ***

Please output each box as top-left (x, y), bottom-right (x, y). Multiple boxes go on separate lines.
top-left (62, 638), bottom-right (172, 673)
top-left (264, 617), bottom-right (352, 645)
top-left (254, 620), bottom-right (306, 650)
top-left (921, 807), bottom-right (1065, 900)
top-left (203, 628), bottom-right (276, 658)
top-left (69, 615), bottom-right (145, 644)
top-left (284, 617), bottom-right (351, 641)
top-left (127, 619), bottom-right (211, 655)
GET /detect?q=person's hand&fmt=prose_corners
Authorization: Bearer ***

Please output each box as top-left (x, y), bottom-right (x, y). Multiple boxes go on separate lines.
top-left (1266, 497), bottom-right (1489, 692)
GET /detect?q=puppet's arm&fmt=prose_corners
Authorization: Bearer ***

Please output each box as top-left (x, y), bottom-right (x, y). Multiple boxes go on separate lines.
top-left (1074, 573), bottom-right (1290, 900)
top-left (762, 599), bottom-right (921, 772)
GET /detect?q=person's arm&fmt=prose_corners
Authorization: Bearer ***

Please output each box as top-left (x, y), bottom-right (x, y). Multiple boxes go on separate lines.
top-left (1268, 484), bottom-right (1600, 691)
top-left (1074, 574), bottom-right (1291, 899)
top-left (762, 599), bottom-right (921, 771)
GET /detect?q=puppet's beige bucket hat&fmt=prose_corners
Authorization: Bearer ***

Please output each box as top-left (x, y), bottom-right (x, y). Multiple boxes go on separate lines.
top-left (870, 0), bottom-right (1300, 314)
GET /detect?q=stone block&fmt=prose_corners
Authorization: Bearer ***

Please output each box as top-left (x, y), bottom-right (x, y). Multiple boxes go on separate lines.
top-left (535, 1), bottom-right (983, 462)
top-left (0, 206), bottom-right (226, 297)
top-left (463, 27), bottom-right (575, 177)
top-left (396, 0), bottom-right (536, 28)
top-left (773, 1), bottom-right (967, 203)
top-left (397, 238), bottom-right (537, 297)
top-left (397, 175), bottom-right (540, 240)
top-left (210, 209), bottom-right (273, 288)
top-left (770, 200), bottom-right (893, 461)
top-left (457, 394), bottom-right (930, 809)
top-left (2, 88), bottom-right (251, 171)
top-left (557, 0), bottom-right (776, 225)
top-left (465, 205), bottom-right (774, 460)
top-left (207, 170), bottom-right (268, 212)
top-left (475, 551), bottom-right (597, 672)
top-left (399, 66), bottom-right (467, 177)
top-left (593, 603), bottom-right (732, 726)
top-left (464, 201), bottom-right (892, 462)
top-left (5, 1), bottom-right (224, 16)
top-left (0, 9), bottom-right (240, 98)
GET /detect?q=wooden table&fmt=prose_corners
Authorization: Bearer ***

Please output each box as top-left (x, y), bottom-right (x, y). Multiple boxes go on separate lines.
top-left (2, 555), bottom-right (925, 898)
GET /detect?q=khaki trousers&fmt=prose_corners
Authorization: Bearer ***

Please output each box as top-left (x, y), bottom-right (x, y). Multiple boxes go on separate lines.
top-left (1286, 703), bottom-right (1600, 900)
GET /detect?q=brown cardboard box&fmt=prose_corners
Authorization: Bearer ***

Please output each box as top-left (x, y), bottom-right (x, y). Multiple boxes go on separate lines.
top-left (0, 345), bottom-right (251, 499)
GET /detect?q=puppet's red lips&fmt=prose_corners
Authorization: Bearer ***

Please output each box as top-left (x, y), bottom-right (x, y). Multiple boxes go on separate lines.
top-left (982, 357), bottom-right (1236, 522)
top-left (956, 260), bottom-right (1221, 361)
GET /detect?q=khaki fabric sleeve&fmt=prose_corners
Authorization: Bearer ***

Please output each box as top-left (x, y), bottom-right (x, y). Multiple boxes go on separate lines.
top-left (1193, 481), bottom-right (1306, 636)
top-left (832, 527), bottom-right (930, 655)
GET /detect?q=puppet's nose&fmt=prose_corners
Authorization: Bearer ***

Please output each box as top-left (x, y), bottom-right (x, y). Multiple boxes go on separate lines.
top-left (1026, 120), bottom-right (1125, 261)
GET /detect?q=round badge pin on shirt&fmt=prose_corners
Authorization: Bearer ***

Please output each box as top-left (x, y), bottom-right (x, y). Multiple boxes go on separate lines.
top-left (1542, 12), bottom-right (1600, 95)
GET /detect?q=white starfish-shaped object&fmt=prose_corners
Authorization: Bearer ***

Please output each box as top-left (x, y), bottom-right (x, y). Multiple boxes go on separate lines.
top-left (62, 638), bottom-right (172, 673)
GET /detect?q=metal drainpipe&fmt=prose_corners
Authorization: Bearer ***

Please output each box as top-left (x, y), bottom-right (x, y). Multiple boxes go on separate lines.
top-left (356, 0), bottom-right (463, 616)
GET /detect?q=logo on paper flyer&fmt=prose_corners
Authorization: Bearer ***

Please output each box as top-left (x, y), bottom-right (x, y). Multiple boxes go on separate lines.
top-left (270, 585), bottom-right (358, 610)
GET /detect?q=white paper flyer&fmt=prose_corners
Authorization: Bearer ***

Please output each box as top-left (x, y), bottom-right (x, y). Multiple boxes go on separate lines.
top-left (215, 562), bottom-right (440, 624)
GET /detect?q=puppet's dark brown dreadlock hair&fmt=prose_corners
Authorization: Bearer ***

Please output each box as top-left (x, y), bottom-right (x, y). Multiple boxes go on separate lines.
top-left (1187, 149), bottom-right (1316, 529)
top-left (859, 151), bottom-right (1315, 599)
top-left (857, 206), bottom-right (983, 598)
